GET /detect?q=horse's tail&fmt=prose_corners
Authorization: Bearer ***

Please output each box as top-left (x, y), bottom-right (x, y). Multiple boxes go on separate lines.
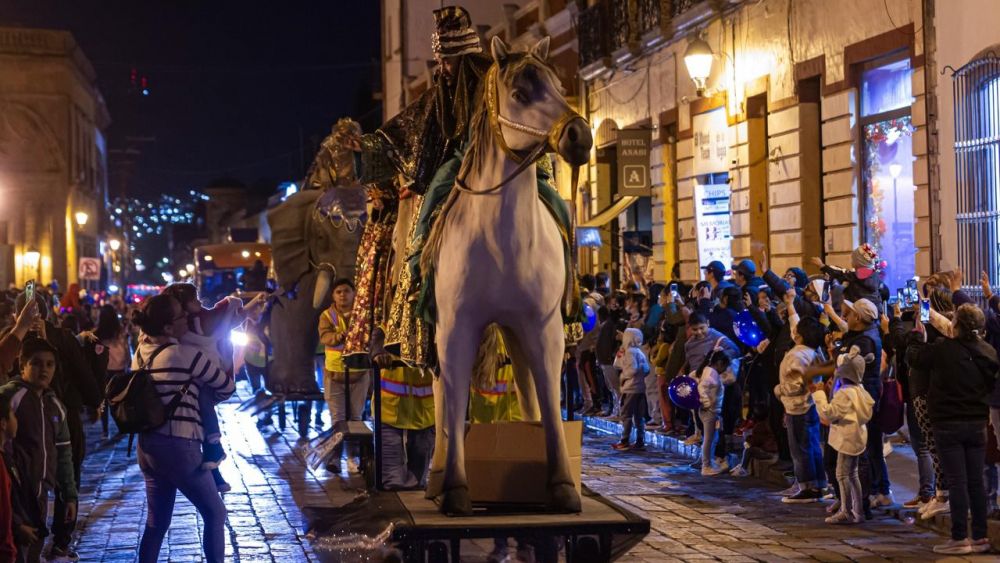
top-left (471, 324), bottom-right (504, 392)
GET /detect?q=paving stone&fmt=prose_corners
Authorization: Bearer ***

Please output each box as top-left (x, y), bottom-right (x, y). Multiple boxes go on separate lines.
top-left (66, 383), bottom-right (964, 562)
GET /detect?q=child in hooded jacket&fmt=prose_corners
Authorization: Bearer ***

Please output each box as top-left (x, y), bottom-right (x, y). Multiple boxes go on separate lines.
top-left (613, 328), bottom-right (651, 451)
top-left (810, 346), bottom-right (875, 525)
top-left (698, 350), bottom-right (732, 475)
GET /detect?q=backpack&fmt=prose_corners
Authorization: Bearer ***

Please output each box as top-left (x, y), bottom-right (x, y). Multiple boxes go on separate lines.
top-left (105, 344), bottom-right (190, 452)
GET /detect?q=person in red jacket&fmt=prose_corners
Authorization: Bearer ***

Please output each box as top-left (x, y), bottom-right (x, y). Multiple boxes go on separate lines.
top-left (0, 393), bottom-right (18, 563)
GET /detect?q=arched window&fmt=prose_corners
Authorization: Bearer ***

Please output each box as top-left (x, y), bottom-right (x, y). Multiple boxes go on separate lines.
top-left (953, 54), bottom-right (1000, 293)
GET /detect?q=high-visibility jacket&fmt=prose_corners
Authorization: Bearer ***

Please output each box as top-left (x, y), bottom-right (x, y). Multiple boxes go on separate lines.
top-left (380, 363), bottom-right (435, 430)
top-left (244, 326), bottom-right (270, 368)
top-left (469, 361), bottom-right (523, 424)
top-left (319, 309), bottom-right (348, 372)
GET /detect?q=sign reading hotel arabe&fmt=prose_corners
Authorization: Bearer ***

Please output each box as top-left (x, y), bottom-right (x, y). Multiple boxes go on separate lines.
top-left (617, 128), bottom-right (651, 197)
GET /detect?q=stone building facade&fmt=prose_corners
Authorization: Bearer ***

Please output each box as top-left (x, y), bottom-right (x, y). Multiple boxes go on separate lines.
top-left (0, 26), bottom-right (110, 289)
top-left (380, 0), bottom-right (995, 293)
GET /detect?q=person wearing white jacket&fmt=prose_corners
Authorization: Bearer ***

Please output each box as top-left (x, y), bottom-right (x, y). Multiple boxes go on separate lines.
top-left (811, 346), bottom-right (875, 525)
top-left (698, 350), bottom-right (732, 476)
top-left (613, 328), bottom-right (651, 451)
top-left (774, 289), bottom-right (829, 504)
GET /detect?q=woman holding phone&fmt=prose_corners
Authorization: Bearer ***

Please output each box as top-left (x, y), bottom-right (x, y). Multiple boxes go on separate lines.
top-left (909, 300), bottom-right (998, 554)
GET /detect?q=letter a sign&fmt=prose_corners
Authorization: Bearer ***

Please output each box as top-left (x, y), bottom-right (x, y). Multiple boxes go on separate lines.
top-left (617, 128), bottom-right (651, 196)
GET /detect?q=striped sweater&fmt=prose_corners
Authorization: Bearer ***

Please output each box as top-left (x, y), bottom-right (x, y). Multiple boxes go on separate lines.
top-left (131, 336), bottom-right (235, 441)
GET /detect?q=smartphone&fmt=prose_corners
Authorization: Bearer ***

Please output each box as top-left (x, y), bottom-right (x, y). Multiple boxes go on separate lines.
top-left (24, 279), bottom-right (35, 307)
top-left (906, 278), bottom-right (918, 301)
top-left (821, 282), bottom-right (830, 303)
top-left (920, 298), bottom-right (931, 322)
top-left (896, 289), bottom-right (906, 307)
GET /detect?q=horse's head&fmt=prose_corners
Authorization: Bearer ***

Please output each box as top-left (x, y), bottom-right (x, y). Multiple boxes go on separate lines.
top-left (488, 36), bottom-right (592, 166)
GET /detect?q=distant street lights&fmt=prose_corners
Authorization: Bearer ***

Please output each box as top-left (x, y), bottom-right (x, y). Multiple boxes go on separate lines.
top-left (74, 211), bottom-right (89, 228)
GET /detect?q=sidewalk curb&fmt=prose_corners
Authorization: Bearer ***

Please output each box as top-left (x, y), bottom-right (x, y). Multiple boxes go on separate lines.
top-left (579, 413), bottom-right (1000, 548)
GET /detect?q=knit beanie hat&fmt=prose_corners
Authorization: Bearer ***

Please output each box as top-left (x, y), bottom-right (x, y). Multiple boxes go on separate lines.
top-left (835, 345), bottom-right (874, 384)
top-left (852, 243), bottom-right (878, 279)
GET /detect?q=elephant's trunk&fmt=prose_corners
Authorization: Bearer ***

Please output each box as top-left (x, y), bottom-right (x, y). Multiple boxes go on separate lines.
top-left (313, 269), bottom-right (333, 310)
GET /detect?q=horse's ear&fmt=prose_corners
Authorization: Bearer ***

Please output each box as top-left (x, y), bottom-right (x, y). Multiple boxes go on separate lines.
top-left (531, 37), bottom-right (551, 61)
top-left (491, 35), bottom-right (510, 66)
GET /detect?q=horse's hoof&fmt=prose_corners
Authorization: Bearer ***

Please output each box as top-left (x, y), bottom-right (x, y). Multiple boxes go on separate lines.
top-left (425, 469), bottom-right (444, 499)
top-left (437, 486), bottom-right (473, 516)
top-left (547, 482), bottom-right (581, 513)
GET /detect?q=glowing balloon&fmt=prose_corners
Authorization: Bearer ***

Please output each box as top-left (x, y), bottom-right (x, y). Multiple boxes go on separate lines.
top-left (733, 309), bottom-right (764, 348)
top-left (668, 376), bottom-right (700, 410)
top-left (582, 303), bottom-right (597, 332)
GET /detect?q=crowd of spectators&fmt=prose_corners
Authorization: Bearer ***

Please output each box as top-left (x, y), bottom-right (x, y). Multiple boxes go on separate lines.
top-left (569, 245), bottom-right (1000, 556)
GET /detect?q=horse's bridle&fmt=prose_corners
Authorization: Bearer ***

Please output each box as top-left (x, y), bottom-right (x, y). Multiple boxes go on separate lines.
top-left (455, 61), bottom-right (583, 196)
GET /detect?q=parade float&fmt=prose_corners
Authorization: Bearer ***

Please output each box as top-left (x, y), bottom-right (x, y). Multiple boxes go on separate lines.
top-left (265, 8), bottom-right (649, 561)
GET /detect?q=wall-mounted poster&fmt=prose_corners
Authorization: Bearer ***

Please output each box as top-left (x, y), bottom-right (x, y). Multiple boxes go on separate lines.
top-left (694, 183), bottom-right (732, 275)
top-left (692, 107), bottom-right (730, 175)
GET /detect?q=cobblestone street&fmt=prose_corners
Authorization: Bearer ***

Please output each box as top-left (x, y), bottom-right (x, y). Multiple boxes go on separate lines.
top-left (67, 385), bottom-right (990, 562)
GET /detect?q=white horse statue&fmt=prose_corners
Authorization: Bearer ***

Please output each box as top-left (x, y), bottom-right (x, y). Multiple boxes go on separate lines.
top-left (424, 36), bottom-right (593, 515)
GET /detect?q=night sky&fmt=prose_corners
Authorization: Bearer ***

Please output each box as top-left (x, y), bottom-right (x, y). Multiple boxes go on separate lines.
top-left (2, 1), bottom-right (382, 198)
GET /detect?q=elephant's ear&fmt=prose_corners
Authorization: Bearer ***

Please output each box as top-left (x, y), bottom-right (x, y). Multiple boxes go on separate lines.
top-left (267, 190), bottom-right (322, 291)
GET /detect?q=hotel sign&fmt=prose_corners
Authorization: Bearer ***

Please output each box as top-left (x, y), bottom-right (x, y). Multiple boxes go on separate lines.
top-left (617, 128), bottom-right (651, 197)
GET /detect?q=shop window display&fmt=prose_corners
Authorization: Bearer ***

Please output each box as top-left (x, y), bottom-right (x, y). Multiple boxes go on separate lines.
top-left (860, 59), bottom-right (916, 291)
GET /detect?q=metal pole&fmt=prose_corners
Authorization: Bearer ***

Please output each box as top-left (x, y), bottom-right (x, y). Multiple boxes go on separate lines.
top-left (370, 246), bottom-right (384, 491)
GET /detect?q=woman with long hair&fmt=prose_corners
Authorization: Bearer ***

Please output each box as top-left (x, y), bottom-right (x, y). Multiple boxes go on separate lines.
top-left (80, 305), bottom-right (129, 437)
top-left (912, 303), bottom-right (999, 555)
top-left (904, 289), bottom-right (955, 520)
top-left (131, 294), bottom-right (234, 562)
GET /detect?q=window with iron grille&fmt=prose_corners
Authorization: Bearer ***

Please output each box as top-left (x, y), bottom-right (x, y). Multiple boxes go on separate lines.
top-left (953, 55), bottom-right (1000, 296)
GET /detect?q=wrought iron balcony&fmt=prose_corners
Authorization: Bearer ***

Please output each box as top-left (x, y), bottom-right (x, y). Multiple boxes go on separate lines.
top-left (578, 0), bottom-right (709, 78)
top-left (577, 1), bottom-right (610, 70)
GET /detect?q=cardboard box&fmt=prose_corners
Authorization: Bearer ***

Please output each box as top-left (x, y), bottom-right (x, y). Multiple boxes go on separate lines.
top-left (464, 421), bottom-right (583, 505)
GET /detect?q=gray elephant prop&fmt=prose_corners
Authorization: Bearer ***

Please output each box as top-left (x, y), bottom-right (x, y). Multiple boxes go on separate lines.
top-left (266, 188), bottom-right (362, 395)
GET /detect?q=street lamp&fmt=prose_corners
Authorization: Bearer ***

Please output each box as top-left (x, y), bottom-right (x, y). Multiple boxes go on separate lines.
top-left (683, 35), bottom-right (714, 97)
top-left (185, 263), bottom-right (195, 274)
top-left (23, 248), bottom-right (40, 270)
top-left (74, 211), bottom-right (89, 228)
top-left (108, 238), bottom-right (121, 251)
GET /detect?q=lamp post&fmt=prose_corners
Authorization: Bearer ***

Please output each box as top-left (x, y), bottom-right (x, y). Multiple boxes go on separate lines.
top-left (683, 35), bottom-right (714, 98)
top-left (74, 211), bottom-right (89, 228)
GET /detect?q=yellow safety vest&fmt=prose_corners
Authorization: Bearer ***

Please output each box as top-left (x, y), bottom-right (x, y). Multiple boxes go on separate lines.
top-left (380, 364), bottom-right (435, 430)
top-left (244, 330), bottom-right (268, 368)
top-left (469, 361), bottom-right (523, 424)
top-left (322, 309), bottom-right (347, 372)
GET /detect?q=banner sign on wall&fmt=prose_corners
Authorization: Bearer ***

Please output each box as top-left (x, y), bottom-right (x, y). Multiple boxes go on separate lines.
top-left (617, 128), bottom-right (651, 196)
top-left (694, 183), bottom-right (732, 276)
top-left (692, 107), bottom-right (730, 175)
top-left (78, 257), bottom-right (101, 281)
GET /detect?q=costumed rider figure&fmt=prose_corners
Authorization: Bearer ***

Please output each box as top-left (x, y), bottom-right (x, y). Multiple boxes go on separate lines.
top-left (343, 5), bottom-right (573, 327)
